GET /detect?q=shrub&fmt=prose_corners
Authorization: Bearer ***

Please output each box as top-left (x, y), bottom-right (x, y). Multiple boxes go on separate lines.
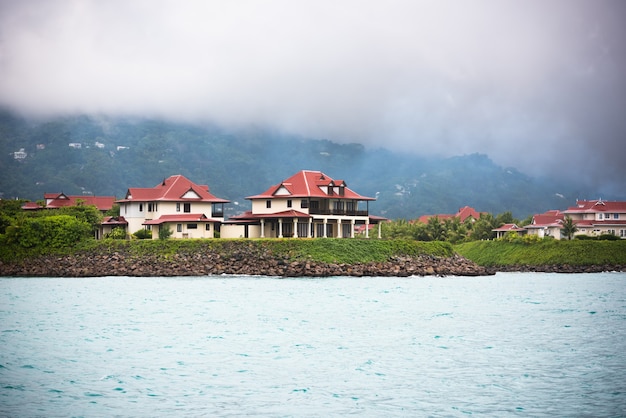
top-left (158, 226), bottom-right (173, 240)
top-left (133, 229), bottom-right (152, 239)
top-left (17, 215), bottom-right (92, 250)
top-left (105, 227), bottom-right (127, 240)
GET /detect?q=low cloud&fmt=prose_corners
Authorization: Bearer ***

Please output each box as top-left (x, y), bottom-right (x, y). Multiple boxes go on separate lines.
top-left (1, 0), bottom-right (625, 193)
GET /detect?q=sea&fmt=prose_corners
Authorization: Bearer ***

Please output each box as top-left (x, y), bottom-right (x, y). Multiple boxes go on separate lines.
top-left (1, 272), bottom-right (625, 417)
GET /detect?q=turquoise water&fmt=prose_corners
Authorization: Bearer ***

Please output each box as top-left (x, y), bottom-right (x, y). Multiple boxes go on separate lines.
top-left (1, 273), bottom-right (625, 417)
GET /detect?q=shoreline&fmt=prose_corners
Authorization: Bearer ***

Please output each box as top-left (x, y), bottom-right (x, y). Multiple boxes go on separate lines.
top-left (1, 251), bottom-right (624, 277)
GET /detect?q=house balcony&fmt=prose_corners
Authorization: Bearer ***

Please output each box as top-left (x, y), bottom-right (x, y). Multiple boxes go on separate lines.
top-left (308, 208), bottom-right (368, 217)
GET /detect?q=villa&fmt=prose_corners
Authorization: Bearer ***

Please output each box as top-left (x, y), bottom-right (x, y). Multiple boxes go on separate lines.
top-left (116, 175), bottom-right (229, 239)
top-left (221, 170), bottom-right (385, 238)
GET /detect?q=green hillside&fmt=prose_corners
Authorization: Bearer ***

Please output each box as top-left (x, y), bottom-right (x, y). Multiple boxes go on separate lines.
top-left (0, 110), bottom-right (608, 220)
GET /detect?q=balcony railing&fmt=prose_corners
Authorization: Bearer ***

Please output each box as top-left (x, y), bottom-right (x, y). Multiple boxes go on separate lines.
top-left (308, 208), bottom-right (368, 216)
top-left (211, 210), bottom-right (224, 218)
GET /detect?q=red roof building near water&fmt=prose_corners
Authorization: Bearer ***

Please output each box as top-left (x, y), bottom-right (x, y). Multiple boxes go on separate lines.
top-left (116, 174), bottom-right (228, 204)
top-left (223, 170), bottom-right (384, 239)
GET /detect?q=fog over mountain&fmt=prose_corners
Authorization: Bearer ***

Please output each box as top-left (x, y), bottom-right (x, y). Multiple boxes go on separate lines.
top-left (1, 0), bottom-right (625, 196)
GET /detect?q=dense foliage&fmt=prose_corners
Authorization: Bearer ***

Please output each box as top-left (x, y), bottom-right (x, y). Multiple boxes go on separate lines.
top-left (0, 199), bottom-right (101, 259)
top-left (380, 211), bottom-right (524, 242)
top-left (0, 110), bottom-right (608, 220)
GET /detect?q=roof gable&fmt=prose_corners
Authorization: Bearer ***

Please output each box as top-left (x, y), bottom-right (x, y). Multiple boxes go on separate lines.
top-left (247, 170), bottom-right (374, 201)
top-left (117, 174), bottom-right (229, 204)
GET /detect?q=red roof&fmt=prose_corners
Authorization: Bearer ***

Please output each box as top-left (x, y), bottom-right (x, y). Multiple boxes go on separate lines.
top-left (563, 199), bottom-right (626, 214)
top-left (117, 175), bottom-right (229, 204)
top-left (43, 193), bottom-right (116, 211)
top-left (526, 210), bottom-right (565, 229)
top-left (143, 213), bottom-right (221, 225)
top-left (102, 216), bottom-right (128, 225)
top-left (246, 170), bottom-right (375, 201)
top-left (417, 206), bottom-right (485, 224)
top-left (492, 223), bottom-right (525, 232)
top-left (21, 201), bottom-right (43, 210)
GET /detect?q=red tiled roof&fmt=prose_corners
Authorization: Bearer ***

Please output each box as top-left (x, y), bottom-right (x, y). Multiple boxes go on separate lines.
top-left (492, 223), bottom-right (525, 232)
top-left (526, 210), bottom-right (565, 228)
top-left (44, 194), bottom-right (116, 211)
top-left (417, 206), bottom-right (485, 224)
top-left (143, 213), bottom-right (221, 225)
top-left (117, 175), bottom-right (229, 204)
top-left (102, 216), bottom-right (128, 225)
top-left (21, 201), bottom-right (42, 210)
top-left (563, 199), bottom-right (626, 214)
top-left (246, 170), bottom-right (375, 201)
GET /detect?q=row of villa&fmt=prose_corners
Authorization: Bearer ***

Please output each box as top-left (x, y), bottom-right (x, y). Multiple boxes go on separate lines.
top-left (24, 170), bottom-right (386, 240)
top-left (494, 199), bottom-right (626, 239)
top-left (22, 170), bottom-right (626, 240)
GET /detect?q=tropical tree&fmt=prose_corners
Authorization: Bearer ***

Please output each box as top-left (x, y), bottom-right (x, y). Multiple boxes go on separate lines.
top-left (561, 216), bottom-right (578, 240)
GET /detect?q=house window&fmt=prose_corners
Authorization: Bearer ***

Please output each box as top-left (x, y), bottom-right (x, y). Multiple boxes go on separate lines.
top-left (148, 203), bottom-right (157, 212)
top-left (266, 200), bottom-right (272, 208)
top-left (301, 200), bottom-right (309, 209)
top-left (184, 203), bottom-right (191, 213)
top-left (287, 199), bottom-right (292, 208)
top-left (177, 224), bottom-right (182, 232)
top-left (620, 229), bottom-right (626, 237)
top-left (187, 224), bottom-right (198, 229)
top-left (614, 213), bottom-right (619, 219)
top-left (176, 203), bottom-right (180, 212)
top-left (604, 213), bottom-right (610, 219)
top-left (607, 229), bottom-right (616, 235)
top-left (139, 203), bottom-right (143, 212)
top-left (205, 224), bottom-right (211, 231)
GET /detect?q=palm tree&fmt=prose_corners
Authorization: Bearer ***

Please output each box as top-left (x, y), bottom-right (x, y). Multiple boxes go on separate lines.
top-left (561, 216), bottom-right (578, 240)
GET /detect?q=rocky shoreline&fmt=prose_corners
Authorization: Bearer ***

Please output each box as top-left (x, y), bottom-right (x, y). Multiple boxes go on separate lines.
top-left (0, 249), bottom-right (492, 277)
top-left (1, 248), bottom-right (623, 277)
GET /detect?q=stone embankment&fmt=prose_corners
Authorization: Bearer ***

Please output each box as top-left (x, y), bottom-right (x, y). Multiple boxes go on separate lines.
top-left (0, 250), bottom-right (490, 277)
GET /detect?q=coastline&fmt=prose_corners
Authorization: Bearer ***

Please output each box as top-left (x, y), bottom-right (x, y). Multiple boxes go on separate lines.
top-left (1, 250), bottom-right (624, 277)
top-left (0, 252), bottom-right (490, 277)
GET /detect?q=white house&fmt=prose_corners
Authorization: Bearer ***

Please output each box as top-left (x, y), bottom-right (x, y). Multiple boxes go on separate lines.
top-left (116, 175), bottom-right (229, 239)
top-left (222, 170), bottom-right (385, 238)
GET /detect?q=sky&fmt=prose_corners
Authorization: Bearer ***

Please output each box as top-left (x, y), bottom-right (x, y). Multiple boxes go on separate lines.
top-left (1, 0), bottom-right (625, 194)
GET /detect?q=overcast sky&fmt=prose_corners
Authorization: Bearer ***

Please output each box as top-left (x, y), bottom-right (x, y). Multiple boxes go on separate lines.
top-left (1, 0), bottom-right (625, 193)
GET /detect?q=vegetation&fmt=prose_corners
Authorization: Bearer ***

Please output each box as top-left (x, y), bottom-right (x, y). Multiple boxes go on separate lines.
top-left (561, 216), bottom-right (578, 240)
top-left (455, 239), bottom-right (626, 267)
top-left (380, 211), bottom-right (522, 242)
top-left (0, 109), bottom-right (608, 220)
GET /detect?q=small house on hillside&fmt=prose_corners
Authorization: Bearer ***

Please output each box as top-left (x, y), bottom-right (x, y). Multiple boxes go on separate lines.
top-left (116, 175), bottom-right (229, 239)
top-left (222, 170), bottom-right (385, 238)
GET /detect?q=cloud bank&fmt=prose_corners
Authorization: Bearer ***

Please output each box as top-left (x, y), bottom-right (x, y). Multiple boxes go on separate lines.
top-left (1, 0), bottom-right (625, 193)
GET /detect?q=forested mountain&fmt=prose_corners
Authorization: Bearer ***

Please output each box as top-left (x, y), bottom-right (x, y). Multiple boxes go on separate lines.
top-left (0, 110), bottom-right (607, 219)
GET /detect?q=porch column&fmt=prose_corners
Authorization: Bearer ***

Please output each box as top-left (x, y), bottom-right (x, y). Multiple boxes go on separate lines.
top-left (350, 219), bottom-right (355, 238)
top-left (323, 219), bottom-right (327, 238)
top-left (278, 218), bottom-right (283, 238)
top-left (365, 219), bottom-right (370, 239)
top-left (260, 219), bottom-right (265, 238)
top-left (308, 218), bottom-right (312, 238)
top-left (378, 222), bottom-right (382, 239)
top-left (293, 218), bottom-right (298, 238)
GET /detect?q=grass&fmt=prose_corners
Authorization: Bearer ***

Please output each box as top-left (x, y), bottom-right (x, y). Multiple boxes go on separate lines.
top-left (1, 238), bottom-right (454, 264)
top-left (454, 239), bottom-right (626, 266)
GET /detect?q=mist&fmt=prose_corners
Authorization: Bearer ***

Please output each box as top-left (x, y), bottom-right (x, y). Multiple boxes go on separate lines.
top-left (1, 0), bottom-right (625, 194)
